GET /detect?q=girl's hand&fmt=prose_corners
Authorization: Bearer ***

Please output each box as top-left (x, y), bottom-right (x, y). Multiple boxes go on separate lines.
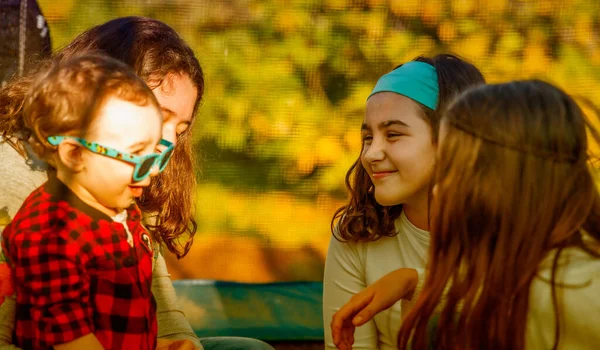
top-left (331, 268), bottom-right (419, 349)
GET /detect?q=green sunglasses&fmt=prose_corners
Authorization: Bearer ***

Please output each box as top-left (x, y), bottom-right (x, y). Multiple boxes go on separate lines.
top-left (47, 136), bottom-right (175, 182)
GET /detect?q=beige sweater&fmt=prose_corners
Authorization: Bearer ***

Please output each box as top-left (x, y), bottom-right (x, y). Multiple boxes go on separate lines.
top-left (323, 211), bottom-right (429, 350)
top-left (0, 139), bottom-right (202, 349)
top-left (412, 247), bottom-right (600, 349)
top-left (525, 246), bottom-right (600, 349)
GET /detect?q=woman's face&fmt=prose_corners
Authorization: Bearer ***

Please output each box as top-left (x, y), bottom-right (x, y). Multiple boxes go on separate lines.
top-left (361, 92), bottom-right (436, 207)
top-left (151, 73), bottom-right (198, 146)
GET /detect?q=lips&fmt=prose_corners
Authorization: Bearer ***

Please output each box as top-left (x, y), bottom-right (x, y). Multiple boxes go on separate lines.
top-left (129, 186), bottom-right (144, 198)
top-left (372, 171), bottom-right (397, 179)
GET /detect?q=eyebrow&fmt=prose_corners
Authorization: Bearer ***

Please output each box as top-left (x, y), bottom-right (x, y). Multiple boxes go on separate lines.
top-left (127, 140), bottom-right (152, 151)
top-left (361, 119), bottom-right (410, 131)
top-left (161, 107), bottom-right (176, 118)
top-left (161, 107), bottom-right (192, 126)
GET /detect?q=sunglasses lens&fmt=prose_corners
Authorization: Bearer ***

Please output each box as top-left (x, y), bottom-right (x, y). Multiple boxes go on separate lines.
top-left (136, 156), bottom-right (157, 180)
top-left (159, 148), bottom-right (174, 171)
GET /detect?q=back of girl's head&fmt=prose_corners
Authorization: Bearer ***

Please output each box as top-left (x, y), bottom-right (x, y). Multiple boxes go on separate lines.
top-left (412, 54), bottom-right (485, 143)
top-left (398, 80), bottom-right (600, 350)
top-left (332, 53), bottom-right (485, 242)
top-left (24, 54), bottom-right (158, 165)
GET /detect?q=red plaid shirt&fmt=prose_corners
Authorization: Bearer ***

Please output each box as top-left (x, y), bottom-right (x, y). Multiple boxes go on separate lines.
top-left (2, 176), bottom-right (157, 350)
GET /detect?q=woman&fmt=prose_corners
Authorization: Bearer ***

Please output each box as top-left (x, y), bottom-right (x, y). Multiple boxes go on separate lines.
top-left (0, 16), bottom-right (273, 350)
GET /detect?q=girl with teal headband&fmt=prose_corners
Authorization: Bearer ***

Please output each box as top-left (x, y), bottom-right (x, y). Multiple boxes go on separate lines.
top-left (323, 54), bottom-right (485, 350)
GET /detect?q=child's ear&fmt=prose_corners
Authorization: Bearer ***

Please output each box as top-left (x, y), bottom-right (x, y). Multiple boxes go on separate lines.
top-left (56, 140), bottom-right (85, 172)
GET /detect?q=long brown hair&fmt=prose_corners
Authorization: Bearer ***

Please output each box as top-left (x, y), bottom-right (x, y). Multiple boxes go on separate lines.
top-left (0, 17), bottom-right (204, 258)
top-left (397, 80), bottom-right (600, 349)
top-left (331, 54), bottom-right (485, 242)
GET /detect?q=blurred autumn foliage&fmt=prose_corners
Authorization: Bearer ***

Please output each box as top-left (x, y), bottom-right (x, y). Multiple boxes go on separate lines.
top-left (38, 0), bottom-right (600, 281)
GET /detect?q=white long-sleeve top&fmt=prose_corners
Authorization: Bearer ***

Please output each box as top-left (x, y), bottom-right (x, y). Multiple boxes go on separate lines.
top-left (323, 211), bottom-right (429, 350)
top-left (526, 246), bottom-right (600, 349)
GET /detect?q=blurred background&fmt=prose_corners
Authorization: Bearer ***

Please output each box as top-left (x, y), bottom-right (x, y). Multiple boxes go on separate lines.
top-left (31, 0), bottom-right (600, 282)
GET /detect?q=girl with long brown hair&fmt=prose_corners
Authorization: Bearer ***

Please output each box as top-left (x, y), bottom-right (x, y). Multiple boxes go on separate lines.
top-left (397, 80), bottom-right (600, 349)
top-left (0, 16), bottom-right (273, 350)
top-left (323, 54), bottom-right (485, 350)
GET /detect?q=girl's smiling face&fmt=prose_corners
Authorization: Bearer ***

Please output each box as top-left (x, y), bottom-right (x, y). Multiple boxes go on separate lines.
top-left (361, 92), bottom-right (436, 207)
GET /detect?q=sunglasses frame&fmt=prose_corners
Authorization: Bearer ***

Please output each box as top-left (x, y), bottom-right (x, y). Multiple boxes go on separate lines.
top-left (157, 138), bottom-right (174, 172)
top-left (48, 136), bottom-right (174, 182)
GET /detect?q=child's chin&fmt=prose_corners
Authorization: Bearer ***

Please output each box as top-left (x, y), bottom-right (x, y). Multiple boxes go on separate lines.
top-left (114, 198), bottom-right (134, 211)
top-left (374, 193), bottom-right (404, 207)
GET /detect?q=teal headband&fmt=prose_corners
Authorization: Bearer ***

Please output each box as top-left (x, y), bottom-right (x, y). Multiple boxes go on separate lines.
top-left (368, 61), bottom-right (439, 110)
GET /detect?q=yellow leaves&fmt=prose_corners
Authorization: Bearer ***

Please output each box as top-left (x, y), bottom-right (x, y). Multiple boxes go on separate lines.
top-left (229, 100), bottom-right (249, 126)
top-left (249, 113), bottom-right (271, 142)
top-left (394, 36), bottom-right (436, 64)
top-left (344, 129), bottom-right (362, 154)
top-left (389, 0), bottom-right (423, 17)
top-left (195, 184), bottom-right (342, 248)
top-left (275, 9), bottom-right (309, 33)
top-left (421, 2), bottom-right (444, 25)
top-left (451, 31), bottom-right (490, 62)
top-left (366, 11), bottom-right (387, 40)
top-left (286, 36), bottom-right (327, 70)
top-left (486, 0), bottom-right (508, 13)
top-left (534, 0), bottom-right (554, 16)
top-left (294, 136), bottom-right (344, 174)
top-left (575, 14), bottom-right (593, 48)
top-left (451, 0), bottom-right (476, 17)
top-left (456, 18), bottom-right (479, 34)
top-left (296, 152), bottom-right (316, 175)
top-left (218, 126), bottom-right (247, 151)
top-left (248, 2), bottom-right (268, 20)
top-left (591, 51), bottom-right (600, 66)
top-left (497, 31), bottom-right (524, 54)
top-left (38, 0), bottom-right (75, 19)
top-left (385, 0), bottom-right (443, 24)
top-left (383, 31), bottom-right (413, 62)
top-left (438, 21), bottom-right (457, 43)
top-left (488, 51), bottom-right (520, 79)
top-left (325, 0), bottom-right (350, 10)
top-left (522, 44), bottom-right (550, 76)
top-left (316, 137), bottom-right (343, 164)
top-left (367, 0), bottom-right (386, 7)
top-left (413, 36), bottom-right (436, 58)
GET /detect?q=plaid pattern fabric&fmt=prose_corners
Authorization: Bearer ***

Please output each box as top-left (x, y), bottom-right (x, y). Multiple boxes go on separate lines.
top-left (2, 176), bottom-right (157, 350)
